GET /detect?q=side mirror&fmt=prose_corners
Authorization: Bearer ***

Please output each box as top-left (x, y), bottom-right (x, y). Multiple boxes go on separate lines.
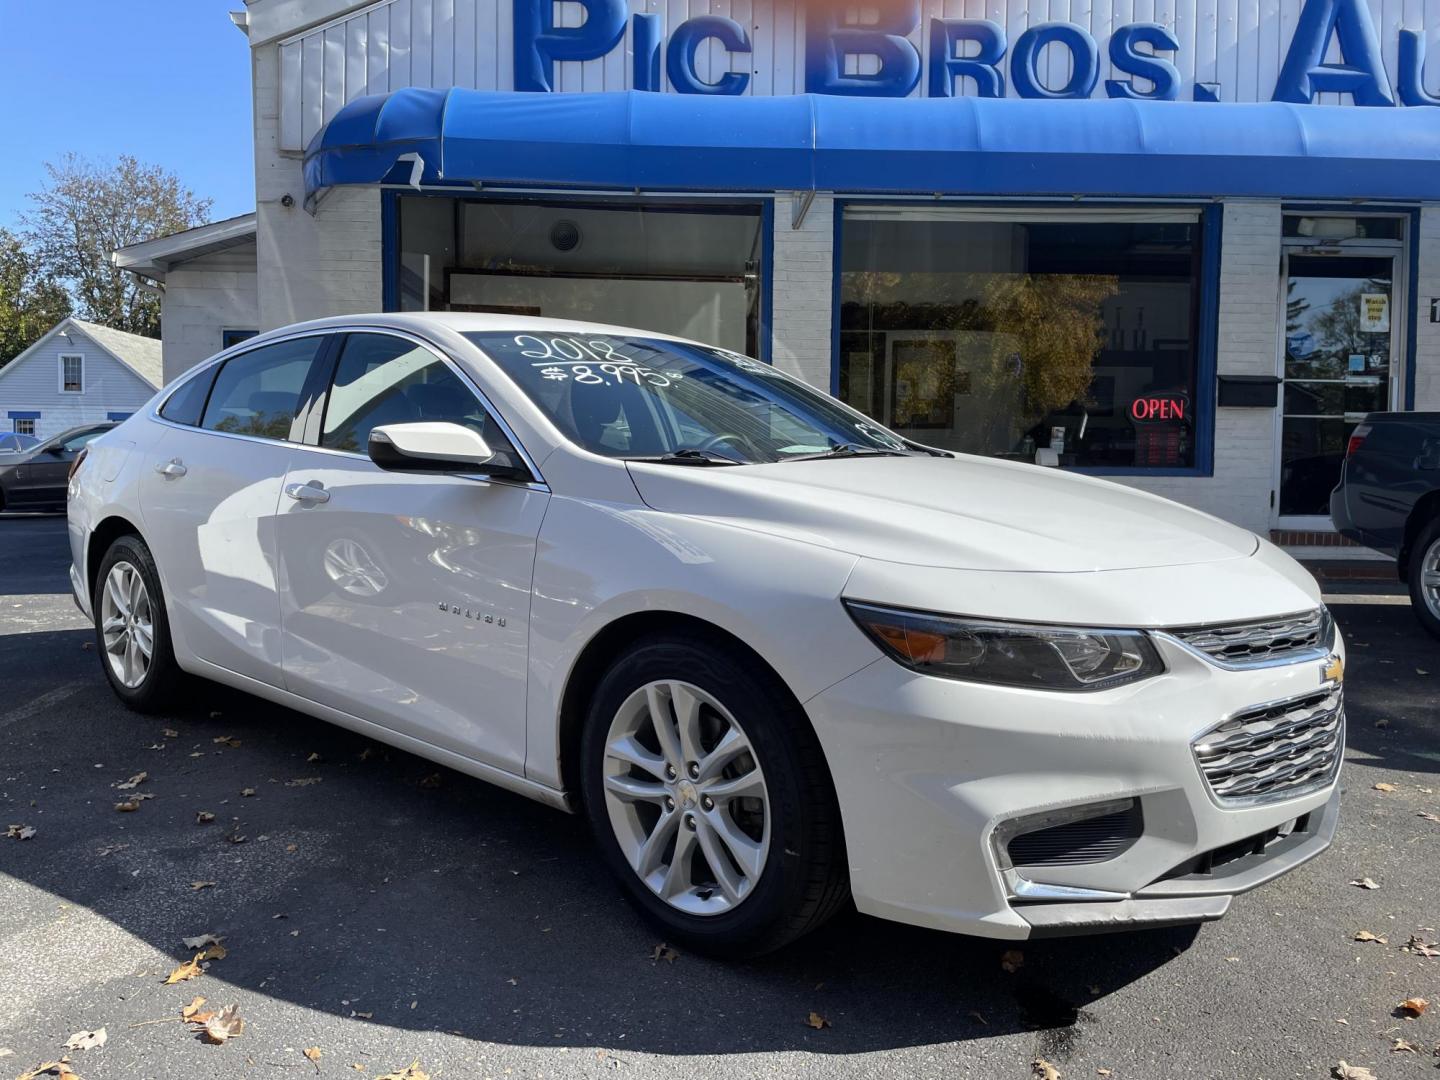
top-left (368, 422), bottom-right (495, 473)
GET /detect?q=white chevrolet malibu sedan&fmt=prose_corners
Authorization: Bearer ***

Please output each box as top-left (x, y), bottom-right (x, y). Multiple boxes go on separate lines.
top-left (68, 313), bottom-right (1344, 955)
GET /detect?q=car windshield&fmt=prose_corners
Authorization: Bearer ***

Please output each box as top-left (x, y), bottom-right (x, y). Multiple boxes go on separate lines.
top-left (463, 332), bottom-right (916, 464)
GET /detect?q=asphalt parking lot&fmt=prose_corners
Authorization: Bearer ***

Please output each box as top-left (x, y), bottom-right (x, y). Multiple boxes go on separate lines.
top-left (1, 514), bottom-right (1437, 1080)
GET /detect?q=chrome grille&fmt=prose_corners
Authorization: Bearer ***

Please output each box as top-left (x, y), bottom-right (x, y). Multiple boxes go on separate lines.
top-left (1193, 686), bottom-right (1344, 806)
top-left (1166, 608), bottom-right (1332, 668)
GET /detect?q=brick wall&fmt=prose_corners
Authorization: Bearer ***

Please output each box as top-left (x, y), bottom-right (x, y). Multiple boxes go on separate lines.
top-left (253, 43), bottom-right (382, 331)
top-left (1415, 207), bottom-right (1440, 411)
top-left (161, 245), bottom-right (259, 382)
top-left (770, 196), bottom-right (834, 390)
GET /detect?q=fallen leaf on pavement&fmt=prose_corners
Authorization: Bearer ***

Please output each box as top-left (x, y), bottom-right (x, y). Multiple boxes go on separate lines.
top-left (1032, 1060), bottom-right (1061, 1080)
top-left (199, 1004), bottom-right (243, 1044)
top-left (114, 772), bottom-right (148, 790)
top-left (1001, 949), bottom-right (1024, 973)
top-left (227, 832), bottom-right (246, 845)
top-left (200, 943), bottom-right (227, 961)
top-left (1096, 1071), bottom-right (1112, 1078)
top-left (1350, 877), bottom-right (1381, 890)
top-left (1392, 1037), bottom-right (1417, 1052)
top-left (1398, 996), bottom-right (1429, 1017)
top-left (164, 954), bottom-right (205, 984)
top-left (6, 825), bottom-right (35, 840)
top-left (1402, 935), bottom-right (1440, 957)
top-left (1374, 782), bottom-right (1396, 792)
top-left (304, 1048), bottom-right (322, 1063)
top-left (180, 997), bottom-right (207, 1020)
top-left (182, 933), bottom-right (222, 950)
top-left (1418, 811), bottom-right (1440, 823)
top-left (62, 1030), bottom-right (105, 1052)
top-left (650, 943), bottom-right (678, 963)
top-left (240, 788), bottom-right (255, 797)
top-left (1333, 1064), bottom-right (1377, 1080)
top-left (195, 812), bottom-right (214, 824)
top-left (805, 1012), bottom-right (830, 1030)
top-left (162, 729), bottom-right (178, 738)
top-left (212, 736), bottom-right (241, 748)
top-left (286, 777), bottom-right (321, 787)
top-left (1354, 930), bottom-right (1388, 943)
top-left (373, 1064), bottom-right (429, 1080)
top-left (190, 882), bottom-right (216, 891)
top-left (114, 801), bottom-right (141, 813)
top-left (306, 753), bottom-right (322, 763)
top-left (15, 1061), bottom-right (81, 1080)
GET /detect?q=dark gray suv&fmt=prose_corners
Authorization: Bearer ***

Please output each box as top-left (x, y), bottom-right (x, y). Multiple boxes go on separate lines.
top-left (0, 424), bottom-right (114, 512)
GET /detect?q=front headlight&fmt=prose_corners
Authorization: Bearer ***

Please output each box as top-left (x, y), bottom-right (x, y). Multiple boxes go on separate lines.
top-left (844, 601), bottom-right (1164, 692)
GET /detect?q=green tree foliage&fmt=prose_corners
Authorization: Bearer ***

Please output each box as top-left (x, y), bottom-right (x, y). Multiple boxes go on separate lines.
top-left (0, 227), bottom-right (72, 367)
top-left (23, 154), bottom-right (212, 338)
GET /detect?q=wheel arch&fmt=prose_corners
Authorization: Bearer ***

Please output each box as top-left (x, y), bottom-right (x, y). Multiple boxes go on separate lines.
top-left (87, 514), bottom-right (146, 597)
top-left (553, 609), bottom-right (826, 803)
top-left (1399, 490), bottom-right (1440, 581)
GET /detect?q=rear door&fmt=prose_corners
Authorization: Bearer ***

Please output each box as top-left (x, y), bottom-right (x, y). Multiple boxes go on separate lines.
top-left (141, 333), bottom-right (332, 684)
top-left (274, 330), bottom-right (548, 775)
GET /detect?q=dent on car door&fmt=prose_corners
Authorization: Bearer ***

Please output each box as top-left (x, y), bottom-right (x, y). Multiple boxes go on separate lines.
top-left (140, 335), bottom-right (331, 684)
top-left (275, 332), bottom-right (548, 776)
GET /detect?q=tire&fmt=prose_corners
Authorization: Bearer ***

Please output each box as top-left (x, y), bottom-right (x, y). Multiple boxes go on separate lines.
top-left (92, 534), bottom-right (188, 713)
top-left (579, 632), bottom-right (849, 957)
top-left (1408, 515), bottom-right (1440, 641)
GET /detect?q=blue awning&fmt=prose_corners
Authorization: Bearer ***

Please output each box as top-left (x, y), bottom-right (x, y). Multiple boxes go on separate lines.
top-left (304, 89), bottom-right (1440, 203)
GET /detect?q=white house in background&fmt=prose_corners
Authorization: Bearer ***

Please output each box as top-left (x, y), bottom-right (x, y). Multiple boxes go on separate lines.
top-left (0, 318), bottom-right (163, 441)
top-left (112, 213), bottom-right (259, 383)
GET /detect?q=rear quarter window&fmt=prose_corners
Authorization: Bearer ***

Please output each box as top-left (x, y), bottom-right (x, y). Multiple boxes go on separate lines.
top-left (159, 366), bottom-right (220, 427)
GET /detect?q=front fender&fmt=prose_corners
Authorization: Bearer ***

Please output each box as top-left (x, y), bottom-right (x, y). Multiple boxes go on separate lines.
top-left (523, 496), bottom-right (874, 790)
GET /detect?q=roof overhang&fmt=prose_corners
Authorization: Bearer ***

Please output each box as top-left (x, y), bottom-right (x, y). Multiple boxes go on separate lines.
top-left (303, 89), bottom-right (1440, 208)
top-left (112, 213), bottom-right (257, 283)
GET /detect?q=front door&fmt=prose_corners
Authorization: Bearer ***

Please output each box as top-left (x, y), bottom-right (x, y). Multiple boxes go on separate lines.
top-left (275, 331), bottom-right (548, 776)
top-left (1279, 251), bottom-right (1402, 519)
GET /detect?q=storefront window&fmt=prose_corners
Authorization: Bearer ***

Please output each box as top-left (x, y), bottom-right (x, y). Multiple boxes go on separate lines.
top-left (396, 197), bottom-right (765, 357)
top-left (838, 208), bottom-right (1204, 469)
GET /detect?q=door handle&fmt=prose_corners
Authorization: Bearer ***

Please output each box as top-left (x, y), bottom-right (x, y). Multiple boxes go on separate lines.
top-left (154, 458), bottom-right (187, 478)
top-left (284, 482), bottom-right (330, 504)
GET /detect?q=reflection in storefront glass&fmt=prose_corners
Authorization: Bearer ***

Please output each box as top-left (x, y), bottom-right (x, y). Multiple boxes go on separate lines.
top-left (839, 212), bottom-right (1201, 470)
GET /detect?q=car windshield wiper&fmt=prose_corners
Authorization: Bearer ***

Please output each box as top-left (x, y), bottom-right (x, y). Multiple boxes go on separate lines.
top-left (780, 443), bottom-right (914, 462)
top-left (626, 448), bottom-right (745, 467)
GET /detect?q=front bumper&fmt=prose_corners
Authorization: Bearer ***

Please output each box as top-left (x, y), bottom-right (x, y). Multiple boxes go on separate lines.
top-left (805, 632), bottom-right (1344, 940)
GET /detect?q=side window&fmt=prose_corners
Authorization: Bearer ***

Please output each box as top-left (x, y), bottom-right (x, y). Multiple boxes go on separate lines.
top-left (159, 366), bottom-right (220, 427)
top-left (321, 333), bottom-right (523, 469)
top-left (201, 337), bottom-right (323, 441)
top-left (60, 428), bottom-right (106, 452)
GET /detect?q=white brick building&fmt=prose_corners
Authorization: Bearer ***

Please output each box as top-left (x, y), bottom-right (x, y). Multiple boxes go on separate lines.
top-left (119, 0), bottom-right (1440, 543)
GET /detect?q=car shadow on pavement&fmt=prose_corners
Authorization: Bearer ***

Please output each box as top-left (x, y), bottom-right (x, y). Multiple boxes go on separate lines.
top-left (1, 647), bottom-right (1195, 1057)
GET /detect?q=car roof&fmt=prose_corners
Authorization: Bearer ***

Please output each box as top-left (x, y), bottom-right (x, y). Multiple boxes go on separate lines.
top-left (238, 311), bottom-right (704, 351)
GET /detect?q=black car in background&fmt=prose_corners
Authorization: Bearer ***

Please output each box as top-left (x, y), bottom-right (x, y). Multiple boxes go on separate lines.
top-left (0, 424), bottom-right (114, 512)
top-left (1331, 411), bottom-right (1440, 638)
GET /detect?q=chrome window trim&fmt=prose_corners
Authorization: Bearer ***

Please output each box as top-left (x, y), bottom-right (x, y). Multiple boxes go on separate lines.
top-left (148, 323), bottom-right (549, 491)
top-left (1155, 608), bottom-right (1335, 671)
top-left (1189, 683), bottom-right (1345, 809)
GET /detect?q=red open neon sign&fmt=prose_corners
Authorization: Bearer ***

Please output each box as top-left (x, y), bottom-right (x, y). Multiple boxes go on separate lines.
top-left (1129, 394), bottom-right (1189, 423)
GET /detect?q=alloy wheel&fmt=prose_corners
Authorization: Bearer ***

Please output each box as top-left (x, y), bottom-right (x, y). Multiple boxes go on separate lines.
top-left (99, 561), bottom-right (154, 689)
top-left (600, 679), bottom-right (770, 916)
top-left (1423, 536), bottom-right (1440, 621)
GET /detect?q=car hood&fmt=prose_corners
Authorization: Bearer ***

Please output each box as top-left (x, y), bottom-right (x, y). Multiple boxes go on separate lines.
top-left (626, 454), bottom-right (1259, 573)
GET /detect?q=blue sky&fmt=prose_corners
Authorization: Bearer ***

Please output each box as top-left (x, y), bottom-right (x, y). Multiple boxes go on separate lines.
top-left (0, 0), bottom-right (255, 231)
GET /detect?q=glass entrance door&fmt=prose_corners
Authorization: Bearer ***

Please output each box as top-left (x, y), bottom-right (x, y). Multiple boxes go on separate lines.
top-left (1279, 253), bottom-right (1399, 517)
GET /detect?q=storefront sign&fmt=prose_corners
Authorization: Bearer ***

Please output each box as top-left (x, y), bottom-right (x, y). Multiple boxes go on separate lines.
top-left (1129, 394), bottom-right (1190, 424)
top-left (1360, 292), bottom-right (1391, 333)
top-left (513, 0), bottom-right (1433, 104)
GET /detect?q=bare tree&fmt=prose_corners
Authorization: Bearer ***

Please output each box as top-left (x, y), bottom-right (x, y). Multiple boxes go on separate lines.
top-left (0, 227), bottom-right (72, 367)
top-left (23, 154), bottom-right (212, 338)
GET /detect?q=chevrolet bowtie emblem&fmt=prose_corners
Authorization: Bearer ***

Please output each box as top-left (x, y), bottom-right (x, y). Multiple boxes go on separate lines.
top-left (1323, 654), bottom-right (1344, 684)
